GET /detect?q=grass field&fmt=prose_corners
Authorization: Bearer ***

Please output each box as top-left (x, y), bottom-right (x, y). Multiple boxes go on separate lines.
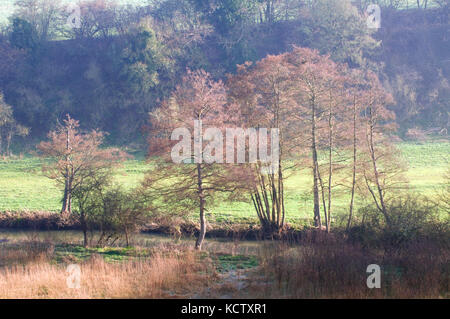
top-left (0, 0), bottom-right (150, 24)
top-left (0, 0), bottom-right (14, 24)
top-left (0, 141), bottom-right (448, 226)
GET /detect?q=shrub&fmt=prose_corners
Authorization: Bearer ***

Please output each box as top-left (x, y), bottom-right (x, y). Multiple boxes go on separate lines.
top-left (350, 195), bottom-right (449, 249)
top-left (91, 186), bottom-right (149, 247)
top-left (0, 211), bottom-right (79, 230)
top-left (255, 240), bottom-right (448, 298)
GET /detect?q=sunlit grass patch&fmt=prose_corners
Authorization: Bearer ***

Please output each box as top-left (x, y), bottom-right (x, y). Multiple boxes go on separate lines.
top-left (214, 254), bottom-right (259, 273)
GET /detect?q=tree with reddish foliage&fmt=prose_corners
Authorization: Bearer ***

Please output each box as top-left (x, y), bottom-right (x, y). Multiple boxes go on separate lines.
top-left (227, 56), bottom-right (298, 235)
top-left (229, 47), bottom-right (405, 232)
top-left (284, 47), bottom-right (346, 230)
top-left (37, 115), bottom-right (128, 215)
top-left (357, 71), bottom-right (407, 226)
top-left (229, 48), bottom-right (356, 233)
top-left (341, 68), bottom-right (369, 231)
top-left (314, 66), bottom-right (350, 233)
top-left (144, 69), bottom-right (247, 250)
top-left (0, 93), bottom-right (29, 157)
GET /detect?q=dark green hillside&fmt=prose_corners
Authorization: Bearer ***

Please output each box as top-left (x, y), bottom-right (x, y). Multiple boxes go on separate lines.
top-left (0, 1), bottom-right (448, 147)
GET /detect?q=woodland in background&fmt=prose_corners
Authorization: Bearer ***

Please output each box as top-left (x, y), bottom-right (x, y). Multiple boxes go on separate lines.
top-left (0, 0), bottom-right (448, 150)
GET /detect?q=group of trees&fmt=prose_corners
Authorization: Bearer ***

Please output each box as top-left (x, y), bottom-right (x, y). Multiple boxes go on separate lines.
top-left (37, 46), bottom-right (404, 249)
top-left (36, 115), bottom-right (144, 247)
top-left (144, 69), bottom-right (248, 249)
top-left (141, 47), bottom-right (405, 248)
top-left (227, 48), bottom-right (404, 234)
top-left (0, 92), bottom-right (28, 157)
top-left (9, 0), bottom-right (148, 43)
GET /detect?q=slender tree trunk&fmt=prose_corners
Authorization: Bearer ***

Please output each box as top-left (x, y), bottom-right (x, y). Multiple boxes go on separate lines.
top-left (62, 188), bottom-right (70, 211)
top-left (368, 116), bottom-right (390, 225)
top-left (195, 163), bottom-right (206, 250)
top-left (80, 210), bottom-right (88, 248)
top-left (266, 1), bottom-right (273, 23)
top-left (125, 228), bottom-right (129, 247)
top-left (271, 174), bottom-right (276, 223)
top-left (311, 99), bottom-right (321, 227)
top-left (347, 100), bottom-right (357, 231)
top-left (6, 130), bottom-right (11, 157)
top-left (62, 178), bottom-right (72, 214)
top-left (317, 164), bottom-right (328, 231)
top-left (62, 125), bottom-right (71, 214)
top-left (327, 98), bottom-right (333, 233)
top-left (260, 174), bottom-right (272, 223)
top-left (83, 229), bottom-right (88, 248)
top-left (62, 186), bottom-right (70, 213)
top-left (251, 194), bottom-right (265, 225)
top-left (279, 161), bottom-right (285, 228)
top-left (313, 154), bottom-right (322, 227)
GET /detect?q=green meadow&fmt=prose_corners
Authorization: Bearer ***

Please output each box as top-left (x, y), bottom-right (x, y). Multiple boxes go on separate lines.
top-left (0, 0), bottom-right (14, 24)
top-left (0, 141), bottom-right (448, 226)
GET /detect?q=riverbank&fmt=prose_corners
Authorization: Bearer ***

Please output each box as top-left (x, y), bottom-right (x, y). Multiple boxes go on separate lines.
top-left (0, 210), bottom-right (273, 240)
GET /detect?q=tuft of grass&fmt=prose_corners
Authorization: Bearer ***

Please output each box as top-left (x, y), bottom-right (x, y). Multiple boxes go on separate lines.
top-left (53, 245), bottom-right (150, 263)
top-left (214, 254), bottom-right (259, 273)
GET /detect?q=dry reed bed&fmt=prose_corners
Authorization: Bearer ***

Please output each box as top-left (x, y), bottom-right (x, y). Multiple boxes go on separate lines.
top-left (0, 244), bottom-right (214, 298)
top-left (1, 235), bottom-right (448, 299)
top-left (252, 241), bottom-right (449, 298)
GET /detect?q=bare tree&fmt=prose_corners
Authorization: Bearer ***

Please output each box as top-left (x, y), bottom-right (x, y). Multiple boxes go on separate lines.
top-left (286, 47), bottom-right (343, 229)
top-left (0, 92), bottom-right (29, 157)
top-left (359, 72), bottom-right (407, 226)
top-left (227, 55), bottom-right (298, 235)
top-left (14, 0), bottom-right (60, 41)
top-left (37, 115), bottom-right (128, 214)
top-left (145, 69), bottom-right (244, 250)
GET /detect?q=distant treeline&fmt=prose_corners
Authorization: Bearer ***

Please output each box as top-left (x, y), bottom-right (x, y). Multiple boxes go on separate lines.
top-left (0, 0), bottom-right (448, 149)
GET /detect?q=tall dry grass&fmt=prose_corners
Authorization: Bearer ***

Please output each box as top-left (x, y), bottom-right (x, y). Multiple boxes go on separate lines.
top-left (251, 240), bottom-right (449, 298)
top-left (0, 245), bottom-right (214, 298)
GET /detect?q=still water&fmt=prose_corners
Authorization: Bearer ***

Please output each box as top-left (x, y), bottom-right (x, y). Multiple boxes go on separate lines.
top-left (0, 228), bottom-right (273, 255)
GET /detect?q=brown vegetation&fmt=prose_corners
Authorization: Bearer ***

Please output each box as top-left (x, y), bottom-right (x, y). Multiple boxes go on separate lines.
top-left (0, 211), bottom-right (80, 230)
top-left (0, 243), bottom-right (214, 299)
top-left (251, 240), bottom-right (449, 298)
